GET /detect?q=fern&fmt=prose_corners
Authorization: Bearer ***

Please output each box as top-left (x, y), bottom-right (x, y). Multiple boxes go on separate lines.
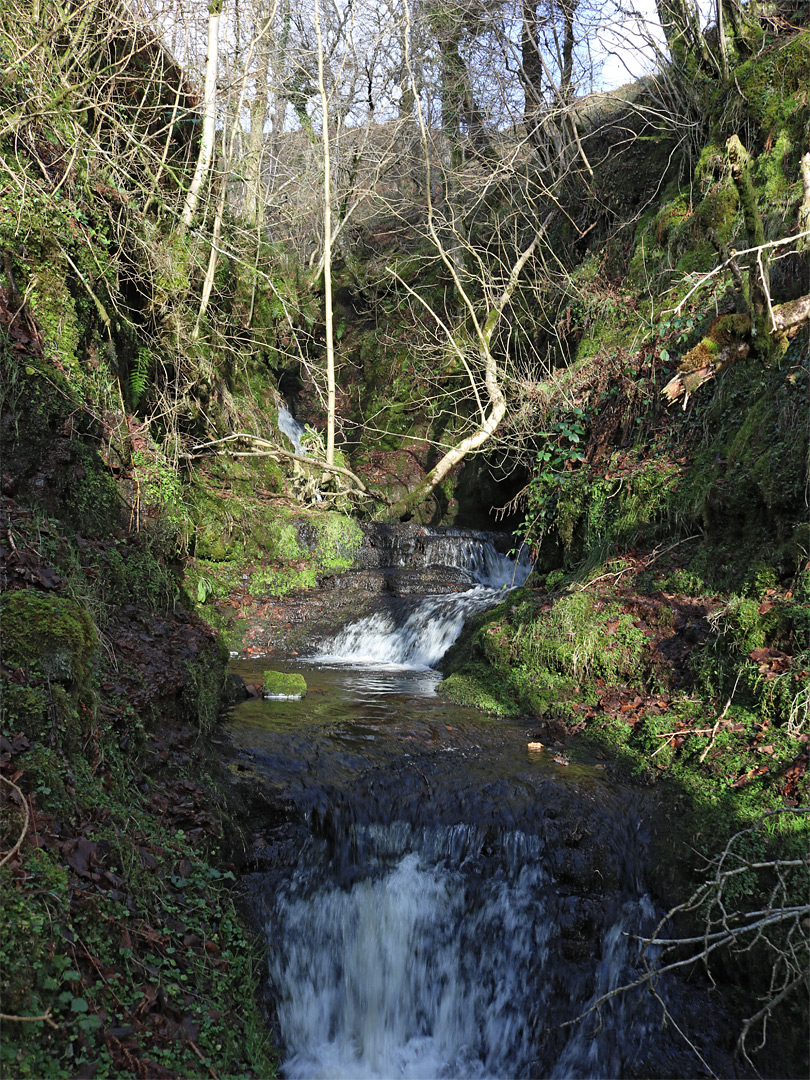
top-left (129, 348), bottom-right (150, 408)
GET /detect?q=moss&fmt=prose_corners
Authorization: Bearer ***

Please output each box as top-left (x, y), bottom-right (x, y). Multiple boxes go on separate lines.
top-left (0, 679), bottom-right (49, 729)
top-left (1, 591), bottom-right (96, 686)
top-left (696, 181), bottom-right (739, 236)
top-left (184, 647), bottom-right (229, 734)
top-left (26, 259), bottom-right (81, 371)
top-left (262, 670), bottom-right (307, 698)
top-left (309, 513), bottom-right (362, 571)
top-left (249, 566), bottom-right (318, 597)
top-left (436, 670), bottom-right (518, 715)
top-left (695, 142), bottom-right (726, 186)
top-left (733, 33), bottom-right (810, 144)
top-left (675, 240), bottom-right (716, 276)
top-left (442, 584), bottom-right (648, 719)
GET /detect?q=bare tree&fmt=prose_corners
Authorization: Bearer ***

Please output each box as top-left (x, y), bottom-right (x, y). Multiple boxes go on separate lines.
top-left (565, 809), bottom-right (810, 1074)
top-left (180, 0), bottom-right (224, 229)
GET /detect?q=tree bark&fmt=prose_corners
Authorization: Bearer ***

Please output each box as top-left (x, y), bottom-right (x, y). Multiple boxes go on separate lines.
top-left (380, 233), bottom-right (541, 522)
top-left (798, 149), bottom-right (810, 254)
top-left (180, 0), bottom-right (223, 231)
top-left (727, 133), bottom-right (770, 317)
top-left (313, 0), bottom-right (336, 467)
top-left (244, 19), bottom-right (271, 226)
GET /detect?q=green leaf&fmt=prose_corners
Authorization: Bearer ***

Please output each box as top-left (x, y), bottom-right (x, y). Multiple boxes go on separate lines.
top-left (70, 997), bottom-right (89, 1013)
top-left (659, 348), bottom-right (670, 363)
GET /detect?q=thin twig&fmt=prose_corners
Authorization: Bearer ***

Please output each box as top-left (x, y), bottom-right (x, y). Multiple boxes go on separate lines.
top-left (187, 433), bottom-right (374, 495)
top-left (0, 1009), bottom-right (59, 1030)
top-left (699, 671), bottom-right (742, 764)
top-left (0, 774), bottom-right (30, 868)
top-left (673, 230), bottom-right (810, 314)
top-left (188, 1038), bottom-right (220, 1080)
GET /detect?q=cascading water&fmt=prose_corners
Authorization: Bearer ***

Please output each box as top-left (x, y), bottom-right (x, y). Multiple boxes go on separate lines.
top-left (278, 404), bottom-right (307, 456)
top-left (228, 526), bottom-right (730, 1080)
top-left (317, 534), bottom-right (531, 668)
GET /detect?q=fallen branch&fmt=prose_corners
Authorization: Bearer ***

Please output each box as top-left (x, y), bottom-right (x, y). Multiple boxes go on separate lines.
top-left (187, 432), bottom-right (382, 499)
top-left (0, 1009), bottom-right (59, 1030)
top-left (557, 809), bottom-right (810, 1072)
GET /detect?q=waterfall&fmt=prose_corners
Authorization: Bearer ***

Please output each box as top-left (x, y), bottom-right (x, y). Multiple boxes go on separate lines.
top-left (278, 405), bottom-right (307, 456)
top-left (258, 823), bottom-right (664, 1080)
top-left (267, 826), bottom-right (546, 1080)
top-left (316, 532), bottom-right (531, 668)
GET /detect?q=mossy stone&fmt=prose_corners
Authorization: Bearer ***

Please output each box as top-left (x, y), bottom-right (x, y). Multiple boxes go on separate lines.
top-left (262, 670), bottom-right (307, 699)
top-left (0, 591), bottom-right (96, 685)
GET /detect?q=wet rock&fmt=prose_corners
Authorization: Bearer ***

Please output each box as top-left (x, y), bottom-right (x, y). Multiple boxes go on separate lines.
top-left (262, 670), bottom-right (307, 699)
top-left (225, 673), bottom-right (248, 704)
top-left (318, 566), bottom-right (476, 595)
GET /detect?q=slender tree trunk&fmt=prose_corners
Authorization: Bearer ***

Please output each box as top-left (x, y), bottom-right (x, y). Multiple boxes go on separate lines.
top-left (245, 19), bottom-right (271, 226)
top-left (313, 0), bottom-right (336, 467)
top-left (380, 233), bottom-right (542, 522)
top-left (798, 150), bottom-right (810, 254)
top-left (727, 134), bottom-right (770, 316)
top-left (180, 0), bottom-right (223, 231)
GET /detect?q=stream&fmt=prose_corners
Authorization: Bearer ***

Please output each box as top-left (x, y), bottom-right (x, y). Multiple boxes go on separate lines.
top-left (224, 527), bottom-right (727, 1079)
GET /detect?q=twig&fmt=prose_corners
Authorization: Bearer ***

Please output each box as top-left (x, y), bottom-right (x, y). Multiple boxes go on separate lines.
top-left (408, 761), bottom-right (431, 795)
top-left (188, 1038), bottom-right (220, 1080)
top-left (187, 432), bottom-right (375, 496)
top-left (0, 1009), bottom-right (58, 1030)
top-left (699, 672), bottom-right (741, 764)
top-left (577, 567), bottom-right (629, 590)
top-left (645, 533), bottom-right (702, 570)
top-left (0, 774), bottom-right (30, 868)
top-left (673, 230), bottom-right (810, 314)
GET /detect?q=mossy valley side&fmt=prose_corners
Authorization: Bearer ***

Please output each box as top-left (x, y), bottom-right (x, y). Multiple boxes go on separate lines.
top-left (1, 0), bottom-right (809, 1075)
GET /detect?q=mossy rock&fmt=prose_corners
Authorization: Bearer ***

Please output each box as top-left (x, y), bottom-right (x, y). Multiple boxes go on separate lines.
top-left (262, 670), bottom-right (307, 699)
top-left (0, 591), bottom-right (96, 685)
top-left (436, 672), bottom-right (517, 716)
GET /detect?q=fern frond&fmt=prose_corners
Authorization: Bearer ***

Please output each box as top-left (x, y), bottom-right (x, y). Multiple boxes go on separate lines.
top-left (129, 348), bottom-right (150, 408)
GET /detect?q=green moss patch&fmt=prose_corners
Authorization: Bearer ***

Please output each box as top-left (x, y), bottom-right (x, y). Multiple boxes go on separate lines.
top-left (1, 591), bottom-right (96, 685)
top-left (263, 670), bottom-right (307, 699)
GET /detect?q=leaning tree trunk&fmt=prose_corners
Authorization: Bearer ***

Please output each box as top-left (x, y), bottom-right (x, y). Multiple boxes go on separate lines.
top-left (380, 234), bottom-right (541, 522)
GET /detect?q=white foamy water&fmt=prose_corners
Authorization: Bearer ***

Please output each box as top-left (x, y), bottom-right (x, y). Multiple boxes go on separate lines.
top-left (264, 823), bottom-right (659, 1080)
top-left (267, 825), bottom-right (548, 1080)
top-left (317, 535), bottom-right (531, 669)
top-left (278, 405), bottom-right (307, 456)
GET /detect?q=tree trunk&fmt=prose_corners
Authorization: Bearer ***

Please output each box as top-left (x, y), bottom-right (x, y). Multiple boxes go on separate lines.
top-left (244, 21), bottom-right (271, 226)
top-left (180, 0), bottom-right (223, 231)
top-left (727, 133), bottom-right (770, 317)
top-left (380, 234), bottom-right (541, 522)
top-left (313, 0), bottom-right (336, 467)
top-left (798, 149), bottom-right (810, 254)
